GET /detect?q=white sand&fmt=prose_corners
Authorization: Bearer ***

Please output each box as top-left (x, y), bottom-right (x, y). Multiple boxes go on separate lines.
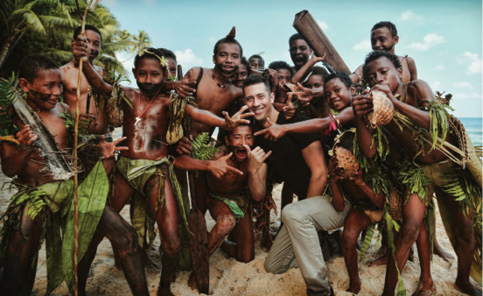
top-left (0, 172), bottom-right (479, 295)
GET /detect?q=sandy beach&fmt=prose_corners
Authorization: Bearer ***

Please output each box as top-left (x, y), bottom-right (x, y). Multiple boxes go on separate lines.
top-left (0, 169), bottom-right (479, 296)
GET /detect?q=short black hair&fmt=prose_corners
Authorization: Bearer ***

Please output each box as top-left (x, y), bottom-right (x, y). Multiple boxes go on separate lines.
top-left (362, 51), bottom-right (402, 79)
top-left (73, 24), bottom-right (102, 42)
top-left (288, 33), bottom-right (304, 46)
top-left (240, 57), bottom-right (252, 76)
top-left (160, 48), bottom-right (176, 61)
top-left (324, 72), bottom-right (353, 89)
top-left (213, 37), bottom-right (243, 57)
top-left (371, 21), bottom-right (397, 37)
top-left (242, 75), bottom-right (271, 95)
top-left (134, 47), bottom-right (169, 70)
top-left (268, 61), bottom-right (293, 77)
top-left (249, 54), bottom-right (265, 67)
top-left (18, 54), bottom-right (59, 82)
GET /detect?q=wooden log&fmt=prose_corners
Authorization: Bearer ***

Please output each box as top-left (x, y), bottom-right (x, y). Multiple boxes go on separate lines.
top-left (293, 10), bottom-right (351, 74)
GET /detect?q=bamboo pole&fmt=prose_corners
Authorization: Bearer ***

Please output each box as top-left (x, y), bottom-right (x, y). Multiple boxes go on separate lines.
top-left (293, 10), bottom-right (351, 74)
top-left (73, 1), bottom-right (98, 295)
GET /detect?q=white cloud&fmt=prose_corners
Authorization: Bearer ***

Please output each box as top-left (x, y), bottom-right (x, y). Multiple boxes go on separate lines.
top-left (317, 20), bottom-right (329, 32)
top-left (453, 82), bottom-right (473, 89)
top-left (175, 48), bottom-right (204, 70)
top-left (400, 10), bottom-right (423, 22)
top-left (353, 40), bottom-right (371, 51)
top-left (408, 34), bottom-right (445, 51)
top-left (435, 65), bottom-right (445, 71)
top-left (431, 81), bottom-right (442, 91)
top-left (463, 52), bottom-right (482, 74)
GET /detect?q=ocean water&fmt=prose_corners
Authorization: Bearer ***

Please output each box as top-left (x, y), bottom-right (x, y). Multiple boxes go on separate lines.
top-left (459, 117), bottom-right (482, 147)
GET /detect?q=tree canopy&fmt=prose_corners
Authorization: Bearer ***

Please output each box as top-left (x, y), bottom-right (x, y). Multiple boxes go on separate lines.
top-left (0, 0), bottom-right (151, 78)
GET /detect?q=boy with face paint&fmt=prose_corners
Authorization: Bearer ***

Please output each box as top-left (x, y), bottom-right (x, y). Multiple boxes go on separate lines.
top-left (0, 55), bottom-right (148, 295)
top-left (354, 51), bottom-right (480, 296)
top-left (61, 25), bottom-right (110, 136)
top-left (174, 124), bottom-right (271, 288)
top-left (73, 38), bottom-right (251, 294)
top-left (351, 21), bottom-right (417, 85)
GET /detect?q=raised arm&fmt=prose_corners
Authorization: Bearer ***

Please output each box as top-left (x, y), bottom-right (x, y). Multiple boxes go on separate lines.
top-left (352, 94), bottom-right (377, 158)
top-left (245, 145), bottom-right (270, 201)
top-left (185, 104), bottom-right (253, 131)
top-left (72, 36), bottom-right (113, 96)
top-left (406, 56), bottom-right (417, 81)
top-left (292, 53), bottom-right (326, 84)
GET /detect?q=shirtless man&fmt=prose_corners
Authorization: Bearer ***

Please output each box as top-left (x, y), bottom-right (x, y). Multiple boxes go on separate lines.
top-left (61, 25), bottom-right (109, 136)
top-left (0, 54), bottom-right (147, 296)
top-left (351, 21), bottom-right (417, 85)
top-left (73, 40), bottom-right (249, 295)
top-left (176, 29), bottom-right (245, 213)
top-left (175, 124), bottom-right (271, 287)
top-left (355, 50), bottom-right (479, 295)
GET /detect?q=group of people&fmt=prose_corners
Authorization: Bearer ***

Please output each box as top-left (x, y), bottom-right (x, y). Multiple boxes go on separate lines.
top-left (0, 19), bottom-right (480, 296)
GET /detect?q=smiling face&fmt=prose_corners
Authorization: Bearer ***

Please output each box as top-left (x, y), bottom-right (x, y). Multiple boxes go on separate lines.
top-left (371, 27), bottom-right (398, 54)
top-left (225, 125), bottom-right (254, 162)
top-left (213, 42), bottom-right (241, 76)
top-left (324, 77), bottom-right (352, 111)
top-left (243, 82), bottom-right (274, 123)
top-left (289, 39), bottom-right (313, 69)
top-left (20, 69), bottom-right (63, 110)
top-left (133, 57), bottom-right (165, 96)
top-left (364, 56), bottom-right (402, 93)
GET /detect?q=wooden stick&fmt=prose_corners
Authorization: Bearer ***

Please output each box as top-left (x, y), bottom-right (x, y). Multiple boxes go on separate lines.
top-left (293, 10), bottom-right (351, 74)
top-left (73, 1), bottom-right (98, 295)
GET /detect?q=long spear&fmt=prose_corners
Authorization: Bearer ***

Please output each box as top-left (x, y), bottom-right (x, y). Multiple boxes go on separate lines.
top-left (73, 1), bottom-right (98, 295)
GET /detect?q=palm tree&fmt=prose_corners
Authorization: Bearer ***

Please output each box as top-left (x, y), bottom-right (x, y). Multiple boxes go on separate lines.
top-left (0, 0), bottom-right (62, 69)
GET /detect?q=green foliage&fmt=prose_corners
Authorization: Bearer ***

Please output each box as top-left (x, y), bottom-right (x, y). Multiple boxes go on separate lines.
top-left (191, 132), bottom-right (220, 161)
top-left (0, 0), bottom-right (152, 78)
top-left (359, 224), bottom-right (374, 260)
top-left (396, 159), bottom-right (432, 205)
top-left (0, 74), bottom-right (21, 136)
top-left (428, 101), bottom-right (450, 150)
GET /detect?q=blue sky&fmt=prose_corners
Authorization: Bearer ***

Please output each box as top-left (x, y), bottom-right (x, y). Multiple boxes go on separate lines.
top-left (103, 0), bottom-right (482, 118)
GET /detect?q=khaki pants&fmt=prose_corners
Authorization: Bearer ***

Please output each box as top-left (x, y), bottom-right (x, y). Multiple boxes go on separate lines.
top-left (265, 195), bottom-right (351, 296)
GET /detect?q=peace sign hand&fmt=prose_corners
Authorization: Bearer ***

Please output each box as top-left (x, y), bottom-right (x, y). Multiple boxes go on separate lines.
top-left (208, 152), bottom-right (243, 178)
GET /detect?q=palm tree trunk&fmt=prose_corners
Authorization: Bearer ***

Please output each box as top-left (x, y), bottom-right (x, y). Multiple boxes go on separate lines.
top-left (0, 31), bottom-right (25, 71)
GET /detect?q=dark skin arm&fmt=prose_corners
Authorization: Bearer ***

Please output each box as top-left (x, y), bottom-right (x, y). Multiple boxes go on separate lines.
top-left (352, 93), bottom-right (377, 158)
top-left (0, 126), bottom-right (38, 177)
top-left (173, 153), bottom-right (243, 179)
top-left (406, 56), bottom-right (417, 81)
top-left (72, 36), bottom-right (113, 96)
top-left (350, 168), bottom-right (384, 209)
top-left (185, 105), bottom-right (254, 131)
top-left (329, 158), bottom-right (346, 212)
top-left (254, 107), bottom-right (354, 141)
top-left (371, 82), bottom-right (432, 130)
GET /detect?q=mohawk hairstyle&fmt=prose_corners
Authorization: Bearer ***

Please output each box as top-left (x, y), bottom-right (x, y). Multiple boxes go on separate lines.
top-left (213, 26), bottom-right (243, 57)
